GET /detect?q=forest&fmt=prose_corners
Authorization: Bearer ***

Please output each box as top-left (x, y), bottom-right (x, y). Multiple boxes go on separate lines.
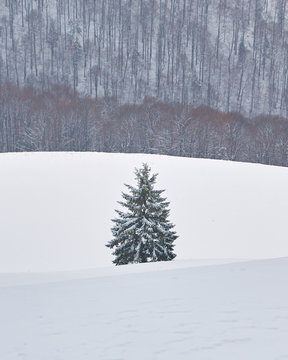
top-left (1, 0), bottom-right (288, 118)
top-left (1, 0), bottom-right (288, 166)
top-left (1, 82), bottom-right (288, 167)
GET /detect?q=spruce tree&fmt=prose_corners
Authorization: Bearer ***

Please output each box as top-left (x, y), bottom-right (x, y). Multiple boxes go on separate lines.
top-left (106, 163), bottom-right (177, 265)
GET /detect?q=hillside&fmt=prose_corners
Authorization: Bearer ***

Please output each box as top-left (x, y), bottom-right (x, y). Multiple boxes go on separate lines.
top-left (1, 0), bottom-right (288, 117)
top-left (0, 152), bottom-right (288, 272)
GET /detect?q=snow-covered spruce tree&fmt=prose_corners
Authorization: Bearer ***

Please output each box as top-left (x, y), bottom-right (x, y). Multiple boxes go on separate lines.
top-left (106, 164), bottom-right (177, 265)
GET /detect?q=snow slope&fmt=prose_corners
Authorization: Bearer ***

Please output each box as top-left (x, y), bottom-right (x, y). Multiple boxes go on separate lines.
top-left (0, 258), bottom-right (288, 360)
top-left (1, 152), bottom-right (288, 272)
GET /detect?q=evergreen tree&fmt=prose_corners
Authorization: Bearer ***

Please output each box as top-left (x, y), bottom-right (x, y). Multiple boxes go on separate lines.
top-left (106, 164), bottom-right (177, 265)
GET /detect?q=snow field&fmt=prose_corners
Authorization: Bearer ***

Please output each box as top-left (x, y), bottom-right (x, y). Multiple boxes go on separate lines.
top-left (1, 152), bottom-right (288, 272)
top-left (0, 258), bottom-right (287, 360)
top-left (1, 152), bottom-right (288, 359)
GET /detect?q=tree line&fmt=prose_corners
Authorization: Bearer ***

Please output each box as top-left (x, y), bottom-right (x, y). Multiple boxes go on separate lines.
top-left (1, 0), bottom-right (288, 118)
top-left (1, 82), bottom-right (288, 167)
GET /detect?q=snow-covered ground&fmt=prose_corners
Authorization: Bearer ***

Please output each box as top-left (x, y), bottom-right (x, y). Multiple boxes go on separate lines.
top-left (1, 152), bottom-right (288, 272)
top-left (1, 152), bottom-right (288, 358)
top-left (0, 258), bottom-right (288, 360)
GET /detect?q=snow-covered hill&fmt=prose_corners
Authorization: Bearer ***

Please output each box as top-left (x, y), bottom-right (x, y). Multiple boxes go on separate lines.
top-left (0, 152), bottom-right (288, 272)
top-left (1, 152), bottom-right (288, 359)
top-left (0, 258), bottom-right (288, 360)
